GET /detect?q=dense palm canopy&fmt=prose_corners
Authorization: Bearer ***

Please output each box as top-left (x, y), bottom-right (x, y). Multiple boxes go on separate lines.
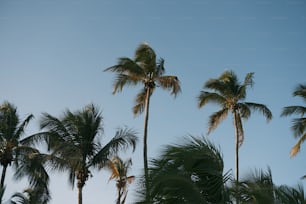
top-left (105, 43), bottom-right (181, 195)
top-left (135, 135), bottom-right (231, 204)
top-left (25, 104), bottom-right (137, 204)
top-left (0, 101), bottom-right (50, 200)
top-left (281, 84), bottom-right (306, 157)
top-left (197, 70), bottom-right (272, 181)
top-left (107, 156), bottom-right (135, 204)
top-left (235, 168), bottom-right (306, 204)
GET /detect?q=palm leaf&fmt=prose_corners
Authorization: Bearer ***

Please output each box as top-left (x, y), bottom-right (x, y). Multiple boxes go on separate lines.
top-left (156, 75), bottom-right (181, 96)
top-left (291, 118), bottom-right (306, 137)
top-left (293, 84), bottom-right (306, 100)
top-left (133, 88), bottom-right (147, 116)
top-left (281, 106), bottom-right (306, 117)
top-left (91, 127), bottom-right (137, 168)
top-left (290, 133), bottom-right (306, 157)
top-left (244, 102), bottom-right (273, 122)
top-left (197, 91), bottom-right (225, 108)
top-left (134, 43), bottom-right (157, 73)
top-left (207, 108), bottom-right (229, 135)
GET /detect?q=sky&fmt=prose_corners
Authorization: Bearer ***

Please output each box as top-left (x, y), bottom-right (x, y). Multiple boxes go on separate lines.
top-left (0, 0), bottom-right (306, 203)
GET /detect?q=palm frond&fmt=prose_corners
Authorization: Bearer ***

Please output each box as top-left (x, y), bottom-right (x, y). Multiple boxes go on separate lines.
top-left (244, 102), bottom-right (273, 122)
top-left (91, 127), bottom-right (137, 168)
top-left (156, 75), bottom-right (181, 97)
top-left (204, 78), bottom-right (227, 95)
top-left (207, 108), bottom-right (229, 135)
top-left (133, 88), bottom-right (148, 116)
top-left (237, 72), bottom-right (254, 100)
top-left (290, 133), bottom-right (306, 157)
top-left (112, 73), bottom-right (143, 94)
top-left (197, 91), bottom-right (225, 108)
top-left (291, 118), bottom-right (306, 138)
top-left (15, 114), bottom-right (34, 141)
top-left (293, 84), bottom-right (306, 100)
top-left (134, 43), bottom-right (157, 73)
top-left (104, 57), bottom-right (144, 75)
top-left (237, 103), bottom-right (251, 119)
top-left (281, 106), bottom-right (306, 117)
top-left (156, 58), bottom-right (165, 76)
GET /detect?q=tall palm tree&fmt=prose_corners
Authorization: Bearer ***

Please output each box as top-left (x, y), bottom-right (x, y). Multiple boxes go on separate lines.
top-left (0, 101), bottom-right (43, 189)
top-left (25, 104), bottom-right (137, 204)
top-left (105, 43), bottom-right (181, 194)
top-left (107, 156), bottom-right (135, 204)
top-left (197, 70), bottom-right (272, 182)
top-left (135, 135), bottom-right (231, 204)
top-left (281, 84), bottom-right (306, 157)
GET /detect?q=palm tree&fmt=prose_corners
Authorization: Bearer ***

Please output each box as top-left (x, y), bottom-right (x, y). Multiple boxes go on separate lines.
top-left (104, 43), bottom-right (181, 194)
top-left (276, 184), bottom-right (306, 204)
top-left (135, 135), bottom-right (231, 204)
top-left (107, 156), bottom-right (135, 204)
top-left (234, 168), bottom-right (306, 204)
top-left (235, 168), bottom-right (275, 204)
top-left (197, 70), bottom-right (272, 182)
top-left (25, 104), bottom-right (137, 204)
top-left (0, 101), bottom-right (45, 189)
top-left (281, 84), bottom-right (306, 157)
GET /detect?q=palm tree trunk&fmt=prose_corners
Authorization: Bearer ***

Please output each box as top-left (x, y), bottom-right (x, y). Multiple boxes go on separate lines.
top-left (233, 111), bottom-right (240, 204)
top-left (0, 164), bottom-right (8, 189)
top-left (143, 88), bottom-right (151, 201)
top-left (77, 185), bottom-right (83, 204)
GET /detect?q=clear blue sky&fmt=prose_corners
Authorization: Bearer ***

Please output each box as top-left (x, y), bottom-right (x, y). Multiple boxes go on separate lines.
top-left (1, 0), bottom-right (306, 203)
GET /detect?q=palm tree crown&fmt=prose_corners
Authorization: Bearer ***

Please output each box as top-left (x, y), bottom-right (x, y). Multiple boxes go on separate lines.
top-left (26, 104), bottom-right (137, 204)
top-left (105, 43), bottom-right (181, 115)
top-left (281, 83), bottom-right (306, 157)
top-left (107, 156), bottom-right (135, 204)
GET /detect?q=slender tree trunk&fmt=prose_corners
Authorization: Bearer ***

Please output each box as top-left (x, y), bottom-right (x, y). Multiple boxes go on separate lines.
top-left (143, 88), bottom-right (151, 201)
top-left (117, 187), bottom-right (121, 204)
top-left (233, 111), bottom-right (240, 204)
top-left (77, 184), bottom-right (83, 204)
top-left (0, 164), bottom-right (8, 189)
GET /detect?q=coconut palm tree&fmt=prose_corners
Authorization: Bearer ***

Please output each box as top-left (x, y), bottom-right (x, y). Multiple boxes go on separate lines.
top-left (197, 70), bottom-right (272, 182)
top-left (0, 101), bottom-right (47, 190)
top-left (281, 84), bottom-right (306, 157)
top-left (135, 135), bottom-right (231, 204)
top-left (25, 104), bottom-right (137, 204)
top-left (104, 43), bottom-right (181, 194)
top-left (107, 156), bottom-right (135, 204)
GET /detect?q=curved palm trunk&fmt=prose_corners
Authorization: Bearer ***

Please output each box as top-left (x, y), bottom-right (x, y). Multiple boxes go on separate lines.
top-left (0, 164), bottom-right (8, 189)
top-left (143, 88), bottom-right (151, 200)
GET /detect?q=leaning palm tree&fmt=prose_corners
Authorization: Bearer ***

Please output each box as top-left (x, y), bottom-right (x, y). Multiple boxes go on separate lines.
top-left (281, 84), bottom-right (306, 157)
top-left (197, 70), bottom-right (272, 182)
top-left (107, 156), bottom-right (135, 204)
top-left (135, 135), bottom-right (231, 204)
top-left (105, 43), bottom-right (181, 194)
top-left (0, 101), bottom-right (49, 191)
top-left (25, 104), bottom-right (137, 204)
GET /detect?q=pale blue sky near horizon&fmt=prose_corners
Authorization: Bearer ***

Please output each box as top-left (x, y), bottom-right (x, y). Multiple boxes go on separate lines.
top-left (1, 0), bottom-right (306, 203)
